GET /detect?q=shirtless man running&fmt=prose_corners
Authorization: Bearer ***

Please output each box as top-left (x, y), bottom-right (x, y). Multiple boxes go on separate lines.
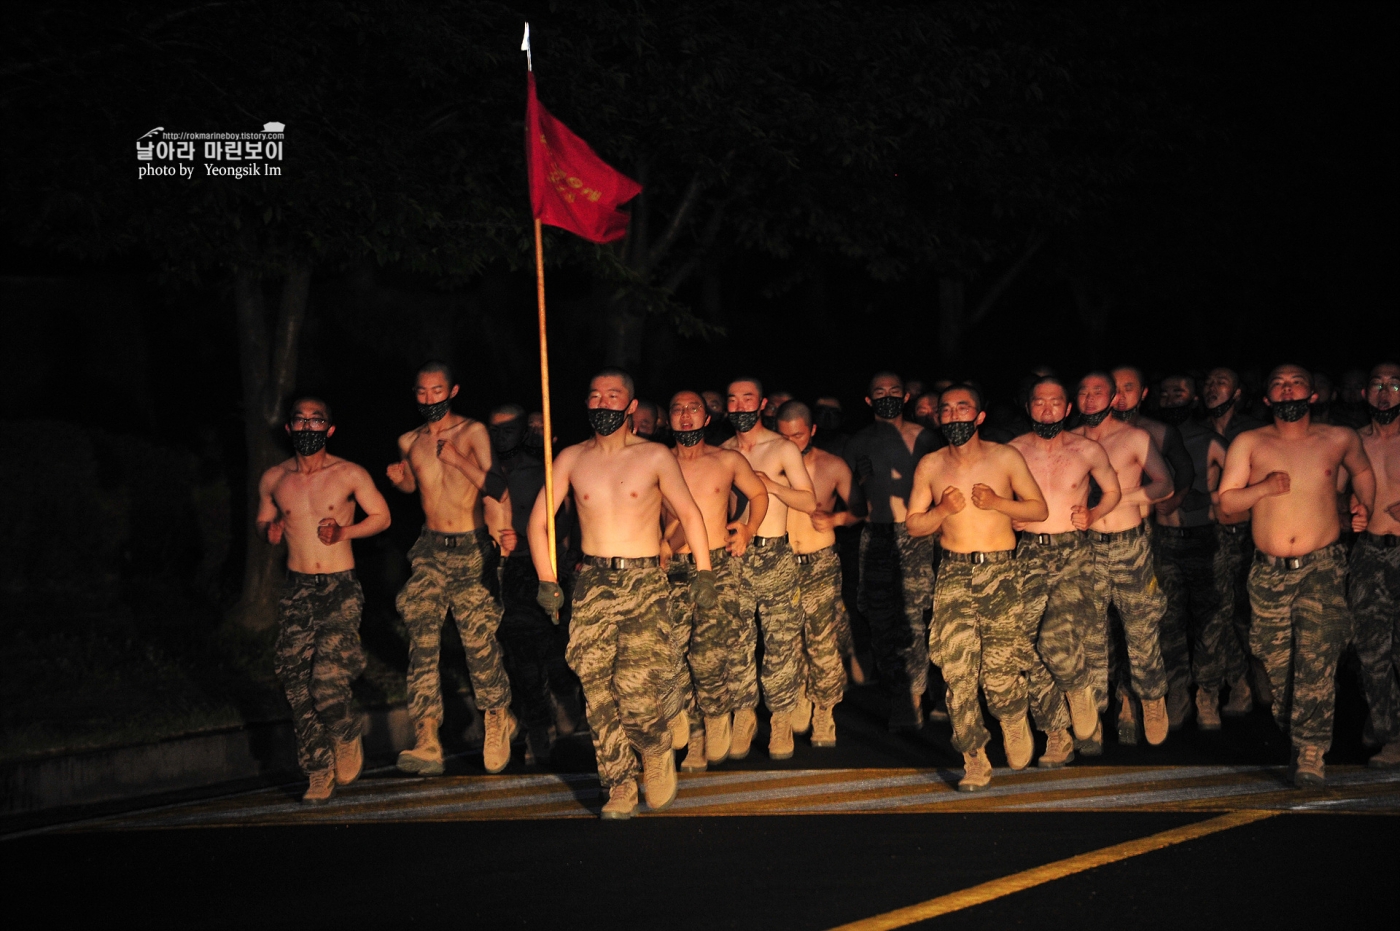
top-left (1073, 372), bottom-right (1174, 747)
top-left (1351, 362), bottom-right (1400, 769)
top-left (528, 369), bottom-right (714, 819)
top-left (777, 400), bottom-right (861, 748)
top-left (907, 385), bottom-right (1048, 789)
top-left (1010, 376), bottom-right (1122, 760)
top-left (256, 397), bottom-right (391, 804)
top-left (1219, 364), bottom-right (1375, 786)
top-left (723, 377), bottom-right (817, 759)
top-left (662, 390), bottom-right (769, 771)
top-left (388, 362), bottom-right (517, 776)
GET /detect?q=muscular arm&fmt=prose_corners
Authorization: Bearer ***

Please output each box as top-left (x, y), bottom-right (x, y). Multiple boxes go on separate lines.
top-left (830, 460), bottom-right (863, 528)
top-left (1343, 432), bottom-right (1377, 516)
top-left (1085, 443), bottom-right (1123, 525)
top-left (439, 422), bottom-right (504, 497)
top-left (1121, 435), bottom-right (1173, 507)
top-left (528, 449), bottom-right (575, 583)
top-left (336, 467), bottom-right (392, 541)
top-left (1217, 435), bottom-right (1276, 516)
top-left (254, 468), bottom-right (283, 542)
top-left (759, 443), bottom-right (818, 514)
top-left (387, 436), bottom-right (417, 493)
top-left (484, 486), bottom-right (515, 552)
top-left (658, 452), bottom-right (713, 572)
top-left (905, 459), bottom-right (955, 538)
top-left (730, 455), bottom-right (770, 544)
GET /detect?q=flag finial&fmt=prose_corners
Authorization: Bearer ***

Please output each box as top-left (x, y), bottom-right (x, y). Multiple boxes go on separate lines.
top-left (521, 23), bottom-right (532, 72)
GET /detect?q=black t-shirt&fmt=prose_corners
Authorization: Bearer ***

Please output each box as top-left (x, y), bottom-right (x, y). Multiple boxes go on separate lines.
top-left (843, 421), bottom-right (940, 524)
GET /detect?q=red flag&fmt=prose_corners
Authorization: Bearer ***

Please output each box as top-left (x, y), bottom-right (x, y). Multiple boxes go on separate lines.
top-left (526, 73), bottom-right (642, 243)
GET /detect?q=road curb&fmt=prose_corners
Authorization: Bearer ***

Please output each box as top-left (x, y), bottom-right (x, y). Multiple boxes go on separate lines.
top-left (1, 704), bottom-right (414, 815)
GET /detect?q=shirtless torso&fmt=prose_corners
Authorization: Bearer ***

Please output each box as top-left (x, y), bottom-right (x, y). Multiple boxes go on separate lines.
top-left (1359, 421), bottom-right (1400, 536)
top-left (1072, 419), bottom-right (1173, 534)
top-left (668, 444), bottom-right (769, 556)
top-left (907, 440), bottom-right (1047, 552)
top-left (258, 443), bottom-right (391, 573)
top-left (724, 426), bottom-right (816, 537)
top-left (1009, 431), bottom-right (1121, 534)
top-left (389, 414), bottom-right (495, 534)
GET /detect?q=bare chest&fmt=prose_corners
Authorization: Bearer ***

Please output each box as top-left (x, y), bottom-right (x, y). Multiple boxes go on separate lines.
top-left (274, 470), bottom-right (353, 521)
top-left (573, 451), bottom-right (661, 512)
top-left (1250, 436), bottom-right (1340, 494)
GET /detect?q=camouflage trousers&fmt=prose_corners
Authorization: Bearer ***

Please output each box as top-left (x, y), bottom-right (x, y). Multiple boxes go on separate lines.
top-left (1348, 535), bottom-right (1400, 744)
top-left (275, 570), bottom-right (367, 775)
top-left (499, 555), bottom-right (573, 729)
top-left (1016, 532), bottom-right (1089, 734)
top-left (665, 548), bottom-right (744, 730)
top-left (1248, 542), bottom-right (1352, 750)
top-left (1154, 525), bottom-right (1233, 692)
top-left (1213, 522), bottom-right (1255, 685)
top-left (736, 536), bottom-right (805, 713)
top-left (568, 564), bottom-right (674, 789)
top-left (929, 551), bottom-right (1034, 754)
top-left (796, 545), bottom-right (849, 706)
top-left (396, 528), bottom-right (510, 725)
top-left (1088, 525), bottom-right (1168, 708)
top-left (859, 523), bottom-right (935, 697)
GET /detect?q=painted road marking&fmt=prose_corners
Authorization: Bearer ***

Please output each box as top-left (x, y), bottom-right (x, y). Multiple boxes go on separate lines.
top-left (11, 764), bottom-right (1397, 837)
top-left (822, 809), bottom-right (1279, 931)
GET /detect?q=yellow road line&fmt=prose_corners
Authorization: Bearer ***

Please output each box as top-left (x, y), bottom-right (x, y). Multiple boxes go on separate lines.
top-left (824, 809), bottom-right (1280, 931)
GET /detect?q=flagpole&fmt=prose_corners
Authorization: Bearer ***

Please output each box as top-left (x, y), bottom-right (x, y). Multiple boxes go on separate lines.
top-left (534, 217), bottom-right (559, 580)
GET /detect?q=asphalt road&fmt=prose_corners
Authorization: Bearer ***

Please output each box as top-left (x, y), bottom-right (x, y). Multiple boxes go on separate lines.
top-left (6, 669), bottom-right (1397, 929)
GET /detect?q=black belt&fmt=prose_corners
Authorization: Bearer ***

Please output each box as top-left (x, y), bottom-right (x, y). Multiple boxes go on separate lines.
top-left (424, 528), bottom-right (486, 548)
top-left (1089, 523), bottom-right (1148, 543)
top-left (287, 569), bottom-right (356, 584)
top-left (1362, 533), bottom-right (1400, 549)
top-left (752, 534), bottom-right (788, 547)
top-left (1217, 522), bottom-right (1251, 536)
top-left (1255, 543), bottom-right (1344, 571)
top-left (940, 549), bottom-right (1015, 565)
top-left (581, 555), bottom-right (660, 569)
top-left (671, 546), bottom-right (727, 565)
top-left (1156, 524), bottom-right (1214, 540)
top-left (1022, 530), bottom-right (1083, 547)
top-left (794, 544), bottom-right (836, 565)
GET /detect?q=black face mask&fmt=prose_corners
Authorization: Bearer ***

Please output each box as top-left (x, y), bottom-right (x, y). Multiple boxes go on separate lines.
top-left (941, 420), bottom-right (978, 447)
top-left (815, 407), bottom-right (843, 432)
top-left (489, 419), bottom-right (525, 454)
top-left (290, 429), bottom-right (328, 456)
top-left (871, 395), bottom-right (904, 420)
top-left (673, 426), bottom-right (706, 447)
top-left (1204, 396), bottom-right (1235, 419)
top-left (588, 407), bottom-right (628, 436)
top-left (1080, 407), bottom-right (1112, 427)
top-left (1110, 405), bottom-right (1137, 422)
top-left (1031, 418), bottom-right (1065, 439)
top-left (1368, 403), bottom-right (1400, 425)
top-left (418, 398), bottom-right (452, 423)
top-left (729, 410), bottom-right (761, 433)
top-left (1270, 399), bottom-right (1310, 423)
top-left (1157, 404), bottom-right (1194, 426)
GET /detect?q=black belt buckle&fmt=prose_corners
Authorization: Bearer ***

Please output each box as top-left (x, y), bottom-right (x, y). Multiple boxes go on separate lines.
top-left (1035, 534), bottom-right (1052, 545)
top-left (971, 552), bottom-right (986, 565)
top-left (1284, 556), bottom-right (1303, 571)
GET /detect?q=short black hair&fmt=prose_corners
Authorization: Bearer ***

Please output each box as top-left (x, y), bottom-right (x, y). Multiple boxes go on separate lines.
top-left (1077, 371), bottom-right (1118, 401)
top-left (491, 402), bottom-right (525, 419)
top-left (288, 396), bottom-right (334, 425)
top-left (591, 367), bottom-right (635, 401)
top-left (1026, 375), bottom-right (1069, 402)
top-left (868, 370), bottom-right (903, 396)
top-left (417, 360), bottom-right (456, 387)
top-left (939, 383), bottom-right (984, 412)
top-left (776, 400), bottom-right (813, 426)
top-left (729, 376), bottom-right (765, 399)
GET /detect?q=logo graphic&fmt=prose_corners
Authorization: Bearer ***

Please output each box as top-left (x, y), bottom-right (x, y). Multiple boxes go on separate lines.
top-left (263, 121), bottom-right (285, 132)
top-left (136, 122), bottom-right (285, 180)
top-left (138, 127), bottom-right (164, 140)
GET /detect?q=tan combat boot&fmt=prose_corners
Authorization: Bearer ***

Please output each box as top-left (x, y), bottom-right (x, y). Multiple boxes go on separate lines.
top-left (1222, 675), bottom-right (1253, 716)
top-left (1368, 741), bottom-right (1400, 770)
top-left (1002, 713), bottom-right (1033, 771)
top-left (731, 708), bottom-right (758, 759)
top-left (680, 728), bottom-right (708, 772)
top-left (302, 768), bottom-right (336, 805)
top-left (482, 708), bottom-right (518, 774)
top-left (791, 690), bottom-right (813, 735)
top-left (705, 713), bottom-right (732, 764)
top-left (600, 779), bottom-right (639, 820)
top-left (669, 708), bottom-right (690, 751)
top-left (1117, 692), bottom-right (1139, 746)
top-left (1293, 744), bottom-right (1325, 787)
top-left (1196, 687), bottom-right (1221, 731)
top-left (811, 704), bottom-right (837, 748)
top-left (1142, 696), bottom-right (1169, 746)
top-left (333, 735), bottom-right (363, 786)
top-left (769, 711), bottom-right (795, 760)
top-left (1067, 685), bottom-right (1099, 741)
top-left (643, 747), bottom-right (678, 811)
top-left (397, 718), bottom-right (445, 776)
top-left (1039, 728), bottom-right (1075, 769)
top-left (1075, 719), bottom-right (1104, 757)
top-left (958, 747), bottom-right (992, 792)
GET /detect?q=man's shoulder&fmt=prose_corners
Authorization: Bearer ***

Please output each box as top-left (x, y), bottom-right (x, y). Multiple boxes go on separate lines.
top-left (262, 458), bottom-right (297, 483)
top-left (398, 426), bottom-right (425, 446)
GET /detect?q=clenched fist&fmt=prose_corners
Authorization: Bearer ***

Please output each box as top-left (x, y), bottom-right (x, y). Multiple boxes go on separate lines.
top-left (970, 483), bottom-right (999, 510)
top-left (1070, 504), bottom-right (1091, 531)
top-left (1263, 471), bottom-right (1291, 497)
top-left (939, 486), bottom-right (966, 515)
top-left (317, 518), bottom-right (343, 545)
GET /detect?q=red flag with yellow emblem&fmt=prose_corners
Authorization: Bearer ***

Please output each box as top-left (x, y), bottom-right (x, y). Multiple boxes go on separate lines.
top-left (525, 73), bottom-right (642, 243)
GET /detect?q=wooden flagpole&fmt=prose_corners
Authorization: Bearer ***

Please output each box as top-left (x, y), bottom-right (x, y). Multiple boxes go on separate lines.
top-left (534, 218), bottom-right (558, 579)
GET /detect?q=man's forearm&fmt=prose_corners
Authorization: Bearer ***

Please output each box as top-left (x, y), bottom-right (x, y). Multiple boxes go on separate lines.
top-left (1218, 484), bottom-right (1268, 515)
top-left (344, 513), bottom-right (391, 539)
top-left (905, 508), bottom-right (945, 538)
top-left (996, 498), bottom-right (1048, 523)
